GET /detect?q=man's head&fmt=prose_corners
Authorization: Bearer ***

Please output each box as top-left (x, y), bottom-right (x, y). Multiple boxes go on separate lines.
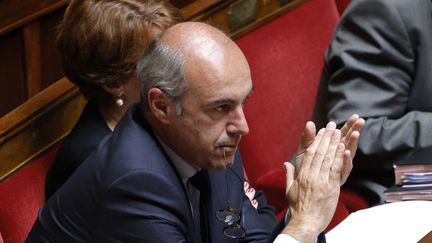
top-left (57, 0), bottom-right (181, 103)
top-left (137, 22), bottom-right (252, 170)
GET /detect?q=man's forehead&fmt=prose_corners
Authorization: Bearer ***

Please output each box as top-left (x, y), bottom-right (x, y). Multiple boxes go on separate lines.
top-left (174, 34), bottom-right (234, 79)
top-left (187, 77), bottom-right (253, 104)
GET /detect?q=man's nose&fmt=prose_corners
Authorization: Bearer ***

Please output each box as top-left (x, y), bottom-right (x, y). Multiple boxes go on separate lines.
top-left (226, 107), bottom-right (249, 136)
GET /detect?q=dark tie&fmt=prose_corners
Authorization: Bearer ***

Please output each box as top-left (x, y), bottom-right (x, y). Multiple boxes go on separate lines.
top-left (190, 170), bottom-right (211, 243)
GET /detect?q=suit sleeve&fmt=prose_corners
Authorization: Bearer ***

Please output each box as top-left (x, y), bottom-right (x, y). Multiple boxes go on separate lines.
top-left (93, 170), bottom-right (190, 242)
top-left (321, 0), bottom-right (432, 169)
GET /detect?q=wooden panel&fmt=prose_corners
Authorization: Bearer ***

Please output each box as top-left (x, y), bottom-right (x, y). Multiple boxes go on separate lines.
top-left (170, 0), bottom-right (196, 9)
top-left (0, 79), bottom-right (85, 182)
top-left (0, 0), bottom-right (67, 36)
top-left (193, 0), bottom-right (307, 39)
top-left (39, 8), bottom-right (66, 89)
top-left (24, 22), bottom-right (42, 98)
top-left (0, 30), bottom-right (27, 117)
top-left (181, 0), bottom-right (224, 19)
top-left (0, 0), bottom-right (217, 36)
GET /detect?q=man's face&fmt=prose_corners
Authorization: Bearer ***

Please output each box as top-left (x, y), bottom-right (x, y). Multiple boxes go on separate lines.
top-left (166, 43), bottom-right (252, 170)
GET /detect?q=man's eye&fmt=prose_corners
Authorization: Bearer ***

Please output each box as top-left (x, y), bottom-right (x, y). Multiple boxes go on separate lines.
top-left (215, 105), bottom-right (229, 112)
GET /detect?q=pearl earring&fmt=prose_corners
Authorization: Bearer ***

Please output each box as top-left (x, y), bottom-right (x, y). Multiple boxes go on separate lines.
top-left (115, 96), bottom-right (124, 107)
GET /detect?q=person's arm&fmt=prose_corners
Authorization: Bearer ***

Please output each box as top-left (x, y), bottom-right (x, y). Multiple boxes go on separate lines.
top-left (321, 0), bottom-right (432, 168)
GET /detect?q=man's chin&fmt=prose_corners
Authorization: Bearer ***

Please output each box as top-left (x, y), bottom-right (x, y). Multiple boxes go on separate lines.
top-left (207, 159), bottom-right (232, 170)
top-left (221, 158), bottom-right (235, 169)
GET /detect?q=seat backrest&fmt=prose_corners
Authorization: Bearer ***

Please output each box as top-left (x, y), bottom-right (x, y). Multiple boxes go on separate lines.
top-left (236, 0), bottom-right (340, 184)
top-left (335, 0), bottom-right (351, 15)
top-left (0, 145), bottom-right (59, 243)
top-left (235, 1), bottom-right (369, 231)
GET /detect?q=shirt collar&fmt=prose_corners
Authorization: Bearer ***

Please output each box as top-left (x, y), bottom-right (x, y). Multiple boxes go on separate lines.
top-left (155, 135), bottom-right (197, 182)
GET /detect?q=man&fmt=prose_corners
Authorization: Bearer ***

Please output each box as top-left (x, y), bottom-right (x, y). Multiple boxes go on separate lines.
top-left (312, 0), bottom-right (432, 204)
top-left (27, 22), bottom-right (363, 242)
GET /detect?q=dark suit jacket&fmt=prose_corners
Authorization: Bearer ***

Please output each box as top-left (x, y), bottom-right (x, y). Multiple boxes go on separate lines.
top-left (45, 102), bottom-right (111, 199)
top-left (27, 104), bottom-right (278, 242)
top-left (313, 0), bottom-right (432, 188)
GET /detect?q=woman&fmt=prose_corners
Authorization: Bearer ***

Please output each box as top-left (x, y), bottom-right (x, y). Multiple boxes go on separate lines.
top-left (45, 0), bottom-right (182, 199)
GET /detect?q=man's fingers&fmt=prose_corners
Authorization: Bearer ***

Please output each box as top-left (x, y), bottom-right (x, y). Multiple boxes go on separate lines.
top-left (284, 162), bottom-right (295, 196)
top-left (294, 121), bottom-right (316, 169)
top-left (320, 129), bottom-right (341, 179)
top-left (297, 121), bottom-right (316, 153)
top-left (341, 116), bottom-right (364, 159)
top-left (340, 114), bottom-right (359, 135)
top-left (309, 122), bottom-right (337, 172)
top-left (329, 143), bottom-right (346, 183)
top-left (353, 117), bottom-right (365, 131)
top-left (340, 115), bottom-right (364, 140)
top-left (345, 130), bottom-right (360, 159)
top-left (345, 118), bottom-right (364, 139)
top-left (340, 150), bottom-right (353, 185)
top-left (300, 128), bottom-right (325, 170)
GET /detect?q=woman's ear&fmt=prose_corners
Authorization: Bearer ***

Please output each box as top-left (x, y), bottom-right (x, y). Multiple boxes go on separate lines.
top-left (147, 88), bottom-right (173, 124)
top-left (101, 82), bottom-right (124, 97)
top-left (102, 82), bottom-right (126, 107)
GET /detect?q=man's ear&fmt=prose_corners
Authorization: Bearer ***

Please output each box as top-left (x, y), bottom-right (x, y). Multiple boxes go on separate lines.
top-left (147, 88), bottom-right (173, 124)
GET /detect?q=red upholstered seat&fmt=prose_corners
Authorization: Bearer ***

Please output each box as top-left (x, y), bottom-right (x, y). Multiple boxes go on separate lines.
top-left (236, 0), bottom-right (339, 187)
top-left (335, 0), bottom-right (351, 15)
top-left (236, 0), bottom-right (368, 231)
top-left (0, 145), bottom-right (59, 243)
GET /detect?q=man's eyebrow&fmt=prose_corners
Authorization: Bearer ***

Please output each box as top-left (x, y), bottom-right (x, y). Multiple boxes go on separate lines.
top-left (208, 85), bottom-right (255, 106)
top-left (212, 98), bottom-right (235, 106)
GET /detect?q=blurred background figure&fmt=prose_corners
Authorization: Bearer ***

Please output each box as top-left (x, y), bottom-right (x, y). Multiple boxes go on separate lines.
top-left (312, 0), bottom-right (432, 204)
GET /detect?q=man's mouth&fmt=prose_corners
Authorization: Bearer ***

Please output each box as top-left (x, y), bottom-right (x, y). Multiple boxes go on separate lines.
top-left (219, 145), bottom-right (238, 153)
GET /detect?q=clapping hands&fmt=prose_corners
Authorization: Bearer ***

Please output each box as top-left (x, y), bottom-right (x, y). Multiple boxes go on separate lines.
top-left (281, 114), bottom-right (364, 242)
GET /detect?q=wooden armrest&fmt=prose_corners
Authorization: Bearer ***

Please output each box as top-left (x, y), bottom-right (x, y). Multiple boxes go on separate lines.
top-left (0, 78), bottom-right (86, 182)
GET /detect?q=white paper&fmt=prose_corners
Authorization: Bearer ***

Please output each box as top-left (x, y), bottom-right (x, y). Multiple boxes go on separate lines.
top-left (326, 201), bottom-right (432, 243)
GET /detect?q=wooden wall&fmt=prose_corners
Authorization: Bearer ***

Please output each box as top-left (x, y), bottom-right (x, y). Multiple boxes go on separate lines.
top-left (0, 0), bottom-right (305, 117)
top-left (0, 1), bottom-right (66, 116)
top-left (0, 0), bottom-right (219, 117)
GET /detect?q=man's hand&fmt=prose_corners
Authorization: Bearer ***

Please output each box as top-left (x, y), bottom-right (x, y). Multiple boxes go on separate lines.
top-left (279, 115), bottom-right (364, 242)
top-left (295, 114), bottom-right (364, 185)
top-left (281, 122), bottom-right (347, 242)
top-left (339, 114), bottom-right (364, 159)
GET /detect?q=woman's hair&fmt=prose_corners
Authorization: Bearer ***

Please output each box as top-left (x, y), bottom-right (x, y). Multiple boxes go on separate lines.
top-left (57, 0), bottom-right (182, 98)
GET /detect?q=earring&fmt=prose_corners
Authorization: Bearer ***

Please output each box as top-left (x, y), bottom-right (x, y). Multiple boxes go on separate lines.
top-left (115, 95), bottom-right (124, 107)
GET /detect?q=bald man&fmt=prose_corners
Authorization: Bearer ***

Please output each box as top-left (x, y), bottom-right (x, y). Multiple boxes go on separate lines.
top-left (27, 22), bottom-right (364, 243)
